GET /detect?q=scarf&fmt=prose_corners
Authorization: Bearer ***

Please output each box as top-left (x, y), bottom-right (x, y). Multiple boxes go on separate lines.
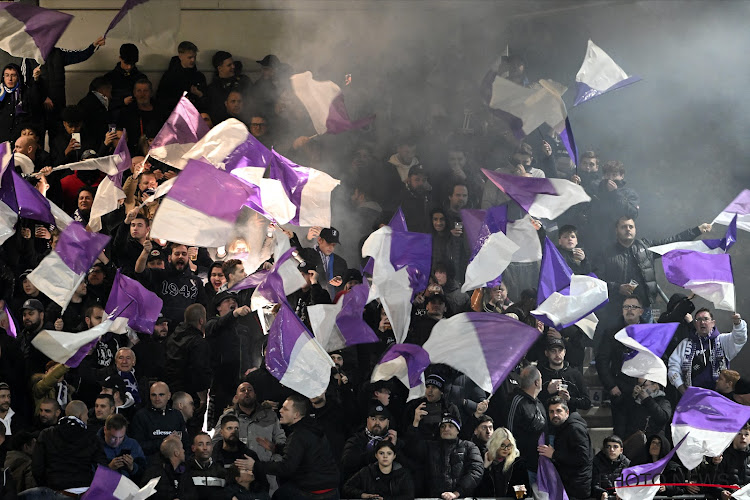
top-left (59, 415), bottom-right (87, 429)
top-left (365, 428), bottom-right (386, 451)
top-left (0, 81), bottom-right (19, 103)
top-left (680, 329), bottom-right (726, 388)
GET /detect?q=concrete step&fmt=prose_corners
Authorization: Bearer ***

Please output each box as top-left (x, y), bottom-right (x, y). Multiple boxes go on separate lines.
top-left (589, 426), bottom-right (615, 454)
top-left (580, 405), bottom-right (612, 429)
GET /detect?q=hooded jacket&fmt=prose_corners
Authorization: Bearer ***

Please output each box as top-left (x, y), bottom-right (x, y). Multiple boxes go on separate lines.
top-left (591, 449), bottom-right (631, 499)
top-left (156, 56), bottom-right (207, 114)
top-left (550, 411), bottom-right (592, 499)
top-left (164, 323), bottom-right (212, 395)
top-left (31, 416), bottom-right (108, 490)
top-left (210, 404), bottom-right (285, 463)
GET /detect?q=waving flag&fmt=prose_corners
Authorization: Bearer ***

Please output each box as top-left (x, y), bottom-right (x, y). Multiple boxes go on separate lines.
top-left (615, 323), bottom-right (679, 386)
top-left (105, 269), bottom-right (163, 334)
top-left (150, 160), bottom-right (258, 247)
top-left (461, 206), bottom-right (519, 292)
top-left (423, 312), bottom-right (541, 394)
top-left (1, 301), bottom-right (16, 338)
top-left (269, 150), bottom-right (340, 227)
top-left (714, 190), bottom-right (750, 233)
top-left (371, 343), bottom-right (431, 401)
top-left (362, 226), bottom-right (431, 343)
top-left (507, 214), bottom-right (543, 262)
top-left (649, 215), bottom-right (737, 255)
top-left (266, 302), bottom-right (334, 398)
top-left (149, 95), bottom-right (210, 167)
top-left (0, 3), bottom-right (72, 63)
top-left (662, 250), bottom-right (735, 311)
top-left (733, 483), bottom-right (750, 500)
top-left (308, 283), bottom-right (378, 352)
top-left (489, 77), bottom-right (567, 134)
top-left (362, 208), bottom-right (407, 275)
top-left (89, 133), bottom-right (132, 232)
top-left (60, 154), bottom-right (124, 176)
top-left (482, 169), bottom-right (590, 220)
top-left (574, 39), bottom-right (641, 106)
top-left (105, 0), bottom-right (179, 49)
top-left (250, 248), bottom-right (307, 311)
top-left (290, 71), bottom-right (375, 135)
top-left (28, 222), bottom-right (110, 309)
top-left (672, 387), bottom-right (750, 470)
top-left (531, 237), bottom-right (608, 338)
top-left (32, 317), bottom-right (126, 367)
top-left (615, 435), bottom-right (686, 500)
top-left (535, 433), bottom-right (569, 500)
top-left (84, 464), bottom-right (159, 500)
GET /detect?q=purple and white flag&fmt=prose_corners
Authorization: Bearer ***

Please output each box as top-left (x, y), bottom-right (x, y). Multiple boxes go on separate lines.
top-left (1, 301), bottom-right (16, 338)
top-left (62, 154), bottom-right (124, 176)
top-left (371, 343), bottom-right (431, 401)
top-left (671, 387), bottom-right (750, 470)
top-left (662, 249), bottom-right (735, 311)
top-left (308, 283), bottom-right (378, 352)
top-left (266, 302), bottom-right (335, 398)
top-left (615, 435), bottom-right (686, 500)
top-left (507, 214), bottom-right (543, 263)
top-left (714, 189), bottom-right (750, 233)
top-left (249, 248), bottom-right (307, 311)
top-left (531, 237), bottom-right (608, 338)
top-left (733, 483), bottom-right (750, 500)
top-left (482, 169), bottom-right (590, 220)
top-left (650, 215), bottom-right (737, 255)
top-left (83, 464), bottom-right (159, 500)
top-left (149, 95), bottom-right (210, 167)
top-left (269, 150), bottom-right (340, 227)
top-left (28, 222), bottom-right (110, 309)
top-left (460, 206), bottom-right (519, 292)
top-left (105, 269), bottom-right (163, 334)
top-left (32, 316), bottom-right (126, 368)
top-left (535, 433), bottom-right (569, 500)
top-left (290, 71), bottom-right (375, 135)
top-left (0, 3), bottom-right (72, 63)
top-left (150, 160), bottom-right (257, 247)
top-left (615, 323), bottom-right (679, 386)
top-left (574, 39), bottom-right (641, 107)
top-left (89, 133), bottom-right (132, 232)
top-left (489, 77), bottom-right (568, 136)
top-left (362, 226), bottom-right (431, 343)
top-left (423, 312), bottom-right (541, 394)
top-left (105, 0), bottom-right (179, 49)
top-left (362, 208), bottom-right (407, 276)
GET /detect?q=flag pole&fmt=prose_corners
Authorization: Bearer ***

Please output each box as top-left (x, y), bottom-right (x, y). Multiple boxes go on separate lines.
top-left (308, 134), bottom-right (319, 140)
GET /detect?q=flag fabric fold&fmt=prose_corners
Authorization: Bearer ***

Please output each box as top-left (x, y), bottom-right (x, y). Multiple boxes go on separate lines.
top-left (149, 95), bottom-right (210, 167)
top-left (733, 483), bottom-right (750, 500)
top-left (0, 3), bottom-right (72, 63)
top-left (89, 133), bottom-right (131, 232)
top-left (290, 71), bottom-right (375, 135)
top-left (362, 208), bottom-right (407, 276)
top-left (662, 250), bottom-right (735, 311)
top-left (83, 464), bottom-right (159, 500)
top-left (150, 160), bottom-right (257, 247)
top-left (266, 301), bottom-right (335, 398)
top-left (535, 433), bottom-right (569, 500)
top-left (614, 435), bottom-right (687, 500)
top-left (28, 222), bottom-right (110, 309)
top-left (105, 269), bottom-right (163, 334)
top-left (249, 248), bottom-right (307, 311)
top-left (649, 215), bottom-right (737, 255)
top-left (714, 190), bottom-right (750, 233)
top-left (423, 312), bottom-right (542, 394)
top-left (482, 169), bottom-right (590, 220)
top-left (269, 150), bottom-right (340, 227)
top-left (460, 206), bottom-right (519, 292)
top-left (104, 0), bottom-right (179, 49)
top-left (671, 387), bottom-right (750, 470)
top-left (615, 323), bottom-right (679, 386)
top-left (308, 283), bottom-right (378, 352)
top-left (1, 301), bottom-right (17, 338)
top-left (32, 317), bottom-right (126, 368)
top-left (574, 39), bottom-right (641, 106)
top-left (371, 344), bottom-right (431, 401)
top-left (489, 77), bottom-right (568, 137)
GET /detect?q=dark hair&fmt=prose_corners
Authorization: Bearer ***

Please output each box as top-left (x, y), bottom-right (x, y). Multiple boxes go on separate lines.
top-left (602, 160), bottom-right (625, 176)
top-left (222, 259), bottom-right (242, 277)
top-left (133, 77), bottom-right (152, 92)
top-left (95, 393), bottom-right (115, 407)
top-left (581, 150), bottom-right (598, 161)
top-left (209, 262), bottom-right (224, 274)
top-left (694, 307), bottom-right (714, 320)
top-left (548, 396), bottom-right (569, 412)
top-left (212, 50), bottom-right (232, 70)
top-left (84, 304), bottom-right (105, 319)
top-left (603, 434), bottom-right (623, 448)
top-left (374, 440), bottom-right (397, 455)
top-left (10, 430), bottom-right (36, 451)
top-left (119, 43), bottom-right (139, 64)
top-left (104, 413), bottom-right (128, 430)
top-left (132, 213), bottom-right (150, 226)
top-left (449, 183), bottom-right (468, 197)
top-left (287, 393), bottom-right (309, 418)
top-left (89, 76), bottom-right (112, 93)
top-left (476, 415), bottom-right (494, 425)
top-left (615, 215), bottom-right (636, 227)
top-left (623, 295), bottom-right (643, 306)
top-left (220, 414), bottom-right (240, 427)
top-left (178, 41), bottom-right (198, 53)
top-left (192, 431), bottom-right (210, 443)
top-left (558, 225), bottom-right (578, 238)
top-left (184, 304), bottom-right (206, 327)
top-left (61, 105), bottom-right (84, 125)
top-left (77, 185), bottom-right (95, 199)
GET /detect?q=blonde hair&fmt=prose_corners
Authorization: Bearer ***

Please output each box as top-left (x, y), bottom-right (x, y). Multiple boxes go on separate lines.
top-left (486, 427), bottom-right (520, 472)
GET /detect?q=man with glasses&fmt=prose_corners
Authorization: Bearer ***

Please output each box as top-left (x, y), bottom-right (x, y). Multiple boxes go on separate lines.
top-left (595, 296), bottom-right (644, 437)
top-left (668, 308), bottom-right (746, 393)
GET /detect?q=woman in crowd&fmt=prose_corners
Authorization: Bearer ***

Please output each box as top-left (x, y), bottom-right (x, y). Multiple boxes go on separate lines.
top-left (343, 440), bottom-right (414, 500)
top-left (476, 427), bottom-right (529, 498)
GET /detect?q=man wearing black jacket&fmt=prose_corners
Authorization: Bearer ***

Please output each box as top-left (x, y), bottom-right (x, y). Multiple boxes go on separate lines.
top-left (340, 403), bottom-right (402, 484)
top-left (249, 394), bottom-right (340, 499)
top-left (130, 381), bottom-right (188, 465)
top-left (539, 397), bottom-right (592, 500)
top-left (156, 41), bottom-right (207, 115)
top-left (506, 365), bottom-right (546, 479)
top-left (538, 337), bottom-right (591, 413)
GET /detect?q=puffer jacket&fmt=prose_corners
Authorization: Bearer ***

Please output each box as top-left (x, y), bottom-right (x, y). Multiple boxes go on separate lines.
top-left (550, 412), bottom-right (593, 499)
top-left (591, 450), bottom-right (630, 499)
top-left (416, 436), bottom-right (483, 498)
top-left (210, 405), bottom-right (286, 462)
top-left (342, 462), bottom-right (414, 500)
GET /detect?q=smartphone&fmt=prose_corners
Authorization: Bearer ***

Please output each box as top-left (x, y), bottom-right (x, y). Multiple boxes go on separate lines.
top-left (454, 222), bottom-right (463, 230)
top-left (71, 132), bottom-right (81, 149)
top-left (108, 123), bottom-right (117, 134)
top-left (118, 449), bottom-right (131, 457)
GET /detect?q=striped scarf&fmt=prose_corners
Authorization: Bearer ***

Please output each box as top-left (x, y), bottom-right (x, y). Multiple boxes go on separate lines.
top-left (680, 329), bottom-right (726, 387)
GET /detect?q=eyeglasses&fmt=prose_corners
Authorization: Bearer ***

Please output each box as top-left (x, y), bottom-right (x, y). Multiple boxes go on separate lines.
top-left (499, 442), bottom-right (513, 449)
top-left (695, 317), bottom-right (714, 323)
top-left (622, 305), bottom-right (643, 310)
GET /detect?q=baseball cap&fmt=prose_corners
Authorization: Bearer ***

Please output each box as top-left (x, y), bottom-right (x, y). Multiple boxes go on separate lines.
top-left (368, 403), bottom-right (392, 420)
top-left (19, 269), bottom-right (33, 280)
top-left (407, 164), bottom-right (426, 177)
top-left (256, 54), bottom-right (280, 67)
top-left (547, 337), bottom-right (566, 350)
top-left (146, 249), bottom-right (164, 263)
top-left (319, 227), bottom-right (340, 244)
top-left (21, 299), bottom-right (44, 312)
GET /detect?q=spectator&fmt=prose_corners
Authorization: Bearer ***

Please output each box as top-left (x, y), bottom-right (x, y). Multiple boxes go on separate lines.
top-left (506, 365), bottom-right (546, 481)
top-left (433, 262), bottom-right (470, 315)
top-left (76, 75), bottom-right (115, 153)
top-left (0, 63), bottom-right (41, 144)
top-left (556, 225), bottom-right (591, 275)
top-left (30, 362), bottom-right (70, 417)
top-left (224, 464), bottom-right (271, 500)
top-left (171, 392), bottom-right (194, 430)
top-left (302, 227), bottom-right (348, 300)
top-left (87, 393), bottom-right (116, 433)
top-left (206, 51), bottom-right (238, 124)
top-left (343, 441), bottom-right (414, 500)
top-left (18, 299), bottom-right (50, 377)
top-left (105, 43), bottom-right (146, 118)
top-left (5, 430), bottom-right (36, 492)
top-left (156, 40), bottom-right (207, 114)
top-left (118, 78), bottom-right (164, 155)
top-left (130, 381), bottom-right (187, 464)
top-left (629, 378), bottom-right (671, 437)
top-left (630, 433), bottom-right (684, 497)
top-left (471, 283), bottom-right (512, 313)
top-left (591, 435), bottom-right (630, 500)
top-left (340, 403), bottom-right (402, 484)
top-left (538, 337), bottom-right (591, 413)
top-left (141, 435), bottom-right (198, 500)
top-left (668, 308), bottom-right (747, 393)
top-left (388, 137), bottom-right (420, 182)
top-left (0, 383), bottom-right (20, 435)
top-left (211, 415), bottom-right (265, 491)
top-left (187, 432), bottom-right (226, 500)
top-left (34, 399), bottom-right (60, 432)
top-left (714, 425), bottom-right (750, 499)
top-left (475, 427), bottom-right (530, 498)
top-left (399, 164), bottom-right (431, 233)
top-left (470, 414), bottom-right (494, 457)
top-left (404, 374), bottom-right (460, 440)
top-left (98, 413), bottom-right (146, 482)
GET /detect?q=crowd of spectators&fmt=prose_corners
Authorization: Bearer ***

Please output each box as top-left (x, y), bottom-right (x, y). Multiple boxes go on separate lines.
top-left (0, 36), bottom-right (748, 500)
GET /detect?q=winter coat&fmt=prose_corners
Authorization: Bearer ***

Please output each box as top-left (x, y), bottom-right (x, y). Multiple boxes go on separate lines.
top-left (538, 360), bottom-right (591, 413)
top-left (164, 323), bottom-right (213, 395)
top-left (141, 459), bottom-right (198, 500)
top-left (211, 405), bottom-right (286, 463)
top-left (4, 449), bottom-right (35, 492)
top-left (129, 405), bottom-right (188, 459)
top-left (205, 311), bottom-right (263, 385)
top-left (596, 319), bottom-right (639, 396)
top-left (97, 427), bottom-right (147, 482)
top-left (223, 482), bottom-right (271, 500)
top-left (403, 396), bottom-right (461, 441)
top-left (187, 457), bottom-right (226, 500)
top-left (629, 393), bottom-right (672, 437)
top-left (505, 388), bottom-right (546, 471)
top-left (342, 463), bottom-right (414, 500)
top-left (475, 456), bottom-right (530, 498)
top-left (31, 416), bottom-right (108, 490)
top-left (340, 430), bottom-right (406, 483)
top-left (156, 56), bottom-right (207, 114)
top-left (104, 63), bottom-right (146, 115)
top-left (408, 432), bottom-right (483, 498)
top-left (549, 412), bottom-right (593, 499)
top-left (591, 450), bottom-right (630, 499)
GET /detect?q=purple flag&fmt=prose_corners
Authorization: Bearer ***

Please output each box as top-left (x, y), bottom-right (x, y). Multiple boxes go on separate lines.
top-left (537, 433), bottom-right (569, 500)
top-left (559, 117), bottom-right (579, 167)
top-left (224, 133), bottom-right (274, 173)
top-left (110, 131), bottom-right (132, 188)
top-left (149, 95), bottom-right (210, 166)
top-left (308, 283), bottom-right (378, 352)
top-left (66, 339), bottom-right (98, 369)
top-left (363, 208), bottom-right (407, 275)
top-left (537, 237), bottom-right (574, 305)
top-left (704, 213), bottom-right (737, 252)
top-left (615, 435), bottom-right (687, 500)
top-left (266, 302), bottom-right (334, 398)
top-left (389, 230), bottom-right (432, 298)
top-left (373, 343), bottom-right (430, 389)
top-left (662, 249), bottom-right (735, 311)
top-left (55, 222), bottom-right (110, 275)
top-left (460, 206), bottom-right (517, 292)
top-left (83, 463), bottom-right (159, 499)
top-left (105, 0), bottom-right (149, 33)
top-left (2, 301), bottom-right (17, 338)
top-left (250, 248), bottom-right (307, 311)
top-left (713, 189), bottom-right (750, 233)
top-left (574, 40), bottom-right (642, 107)
top-left (230, 270), bottom-right (270, 292)
top-left (0, 3), bottom-right (73, 62)
top-left (616, 323), bottom-right (679, 386)
top-left (0, 165), bottom-right (54, 225)
top-left (105, 269), bottom-right (163, 333)
top-left (672, 387), bottom-right (750, 469)
top-left (424, 312), bottom-right (542, 393)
